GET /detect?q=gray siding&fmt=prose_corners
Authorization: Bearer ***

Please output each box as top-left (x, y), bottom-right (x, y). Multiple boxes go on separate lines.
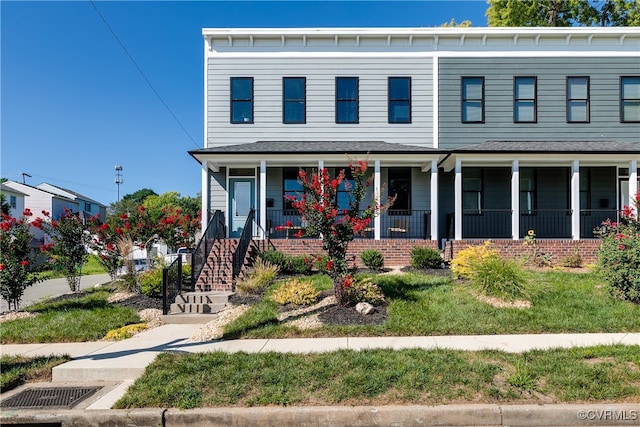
top-left (209, 168), bottom-right (227, 218)
top-left (439, 57), bottom-right (640, 148)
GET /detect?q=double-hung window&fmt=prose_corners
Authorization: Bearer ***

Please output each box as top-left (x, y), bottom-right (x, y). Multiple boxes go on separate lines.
top-left (514, 76), bottom-right (537, 123)
top-left (388, 168), bottom-right (411, 215)
top-left (230, 77), bottom-right (253, 124)
top-left (283, 167), bottom-right (305, 213)
top-left (461, 77), bottom-right (484, 123)
top-left (336, 77), bottom-right (359, 123)
top-left (621, 76), bottom-right (640, 123)
top-left (463, 168), bottom-right (482, 214)
top-left (567, 77), bottom-right (590, 123)
top-left (520, 168), bottom-right (536, 215)
top-left (283, 77), bottom-right (306, 124)
top-left (9, 195), bottom-right (16, 209)
top-left (388, 77), bottom-right (411, 123)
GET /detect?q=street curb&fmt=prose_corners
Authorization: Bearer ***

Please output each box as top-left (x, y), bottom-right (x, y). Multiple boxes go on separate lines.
top-left (1, 404), bottom-right (638, 426)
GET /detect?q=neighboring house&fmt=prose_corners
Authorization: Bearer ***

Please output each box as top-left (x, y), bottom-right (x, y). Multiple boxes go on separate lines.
top-left (189, 27), bottom-right (640, 267)
top-left (0, 182), bottom-right (28, 219)
top-left (36, 183), bottom-right (107, 223)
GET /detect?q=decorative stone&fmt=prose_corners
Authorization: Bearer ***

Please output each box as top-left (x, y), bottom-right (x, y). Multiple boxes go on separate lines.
top-left (355, 302), bottom-right (375, 315)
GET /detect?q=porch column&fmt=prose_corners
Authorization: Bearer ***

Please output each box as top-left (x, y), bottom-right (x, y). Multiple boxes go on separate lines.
top-left (511, 160), bottom-right (520, 240)
top-left (200, 161), bottom-right (208, 230)
top-left (571, 160), bottom-right (580, 240)
top-left (259, 160), bottom-right (267, 240)
top-left (630, 160), bottom-right (638, 216)
top-left (430, 160), bottom-right (438, 241)
top-left (454, 160), bottom-right (462, 240)
top-left (374, 160), bottom-right (381, 240)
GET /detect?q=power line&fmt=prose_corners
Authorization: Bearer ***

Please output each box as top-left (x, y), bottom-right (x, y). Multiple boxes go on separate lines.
top-left (88, 0), bottom-right (199, 148)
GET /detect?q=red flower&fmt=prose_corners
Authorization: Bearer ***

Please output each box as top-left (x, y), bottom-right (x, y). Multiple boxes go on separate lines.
top-left (22, 208), bottom-right (32, 217)
top-left (343, 275), bottom-right (353, 288)
top-left (41, 210), bottom-right (50, 217)
top-left (293, 230), bottom-right (303, 238)
top-left (0, 264), bottom-right (4, 271)
top-left (20, 260), bottom-right (28, 267)
top-left (119, 214), bottom-right (128, 219)
top-left (286, 220), bottom-right (293, 227)
top-left (619, 244), bottom-right (626, 250)
top-left (326, 259), bottom-right (333, 271)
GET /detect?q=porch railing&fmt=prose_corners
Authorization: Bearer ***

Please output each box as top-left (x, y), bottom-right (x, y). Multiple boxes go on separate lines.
top-left (191, 210), bottom-right (225, 291)
top-left (162, 254), bottom-right (182, 315)
top-left (519, 209), bottom-right (572, 238)
top-left (462, 209), bottom-right (512, 239)
top-left (265, 209), bottom-right (431, 239)
top-left (580, 209), bottom-right (620, 238)
top-left (232, 209), bottom-right (255, 281)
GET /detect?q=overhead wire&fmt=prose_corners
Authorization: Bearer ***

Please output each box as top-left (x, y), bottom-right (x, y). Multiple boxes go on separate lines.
top-left (88, 0), bottom-right (199, 148)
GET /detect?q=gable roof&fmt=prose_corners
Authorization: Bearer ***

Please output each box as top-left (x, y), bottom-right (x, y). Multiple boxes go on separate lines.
top-left (36, 183), bottom-right (106, 207)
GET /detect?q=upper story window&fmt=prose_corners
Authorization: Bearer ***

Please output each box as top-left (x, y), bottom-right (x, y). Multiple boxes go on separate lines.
top-left (84, 202), bottom-right (92, 212)
top-left (9, 195), bottom-right (16, 209)
top-left (230, 77), bottom-right (253, 124)
top-left (567, 76), bottom-right (590, 123)
top-left (514, 76), bottom-right (537, 123)
top-left (388, 168), bottom-right (411, 215)
top-left (461, 77), bottom-right (484, 123)
top-left (388, 77), bottom-right (411, 123)
top-left (336, 77), bottom-right (359, 124)
top-left (621, 76), bottom-right (640, 123)
top-left (283, 77), bottom-right (306, 124)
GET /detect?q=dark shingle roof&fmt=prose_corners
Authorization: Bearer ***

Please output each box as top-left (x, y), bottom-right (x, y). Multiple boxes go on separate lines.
top-left (455, 140), bottom-right (640, 153)
top-left (190, 140), bottom-right (443, 155)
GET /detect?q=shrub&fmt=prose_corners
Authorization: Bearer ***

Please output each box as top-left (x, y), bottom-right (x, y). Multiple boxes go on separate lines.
top-left (103, 323), bottom-right (147, 340)
top-left (450, 241), bottom-right (498, 279)
top-left (410, 246), bottom-right (443, 270)
top-left (259, 250), bottom-right (313, 276)
top-left (360, 249), bottom-right (384, 271)
top-left (270, 279), bottom-right (320, 306)
top-left (470, 254), bottom-right (529, 301)
top-left (344, 276), bottom-right (385, 305)
top-left (138, 269), bottom-right (163, 297)
top-left (560, 247), bottom-right (583, 268)
top-left (259, 250), bottom-right (287, 268)
top-left (236, 259), bottom-right (279, 295)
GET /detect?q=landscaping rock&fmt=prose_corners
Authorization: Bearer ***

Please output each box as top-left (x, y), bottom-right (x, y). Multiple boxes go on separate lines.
top-left (355, 302), bottom-right (375, 315)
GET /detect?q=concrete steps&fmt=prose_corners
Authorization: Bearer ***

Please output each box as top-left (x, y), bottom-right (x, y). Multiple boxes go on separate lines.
top-left (168, 291), bottom-right (233, 316)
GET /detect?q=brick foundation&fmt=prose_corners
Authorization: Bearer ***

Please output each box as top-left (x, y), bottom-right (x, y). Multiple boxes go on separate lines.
top-left (443, 239), bottom-right (602, 265)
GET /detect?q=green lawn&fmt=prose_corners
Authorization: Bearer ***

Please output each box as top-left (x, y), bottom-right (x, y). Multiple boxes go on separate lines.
top-left (226, 270), bottom-right (640, 338)
top-left (1, 355), bottom-right (71, 392)
top-left (115, 344), bottom-right (640, 409)
top-left (37, 254), bottom-right (107, 279)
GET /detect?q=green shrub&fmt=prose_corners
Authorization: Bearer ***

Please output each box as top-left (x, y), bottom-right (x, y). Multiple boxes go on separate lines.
top-left (138, 269), bottom-right (163, 297)
top-left (344, 276), bottom-right (385, 305)
top-left (270, 279), bottom-right (320, 306)
top-left (470, 254), bottom-right (529, 301)
top-left (451, 241), bottom-right (498, 279)
top-left (259, 250), bottom-right (287, 267)
top-left (236, 259), bottom-right (279, 295)
top-left (410, 246), bottom-right (443, 270)
top-left (560, 248), bottom-right (583, 268)
top-left (360, 249), bottom-right (384, 270)
top-left (259, 250), bottom-right (313, 276)
top-left (103, 323), bottom-right (148, 340)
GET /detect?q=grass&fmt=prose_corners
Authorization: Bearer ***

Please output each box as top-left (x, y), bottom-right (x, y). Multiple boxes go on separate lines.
top-left (114, 344), bottom-right (640, 409)
top-left (228, 270), bottom-right (640, 338)
top-left (1, 355), bottom-right (71, 392)
top-left (37, 254), bottom-right (107, 279)
top-left (0, 289), bottom-right (141, 343)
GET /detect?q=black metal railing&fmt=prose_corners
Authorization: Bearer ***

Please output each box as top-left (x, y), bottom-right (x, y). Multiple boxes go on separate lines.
top-left (520, 209), bottom-right (572, 238)
top-left (232, 209), bottom-right (255, 281)
top-left (191, 210), bottom-right (225, 291)
top-left (265, 209), bottom-right (431, 239)
top-left (580, 209), bottom-right (620, 238)
top-left (162, 254), bottom-right (182, 315)
top-left (462, 209), bottom-right (512, 239)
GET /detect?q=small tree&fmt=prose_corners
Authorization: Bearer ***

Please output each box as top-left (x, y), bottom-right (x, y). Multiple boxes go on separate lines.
top-left (36, 208), bottom-right (91, 292)
top-left (287, 158), bottom-right (392, 304)
top-left (87, 216), bottom-right (123, 280)
top-left (0, 210), bottom-right (45, 310)
top-left (597, 191), bottom-right (640, 303)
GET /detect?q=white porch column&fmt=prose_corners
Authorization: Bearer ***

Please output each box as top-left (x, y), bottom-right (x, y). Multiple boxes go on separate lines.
top-left (259, 160), bottom-right (267, 240)
top-left (630, 160), bottom-right (638, 215)
top-left (374, 160), bottom-right (381, 240)
top-left (511, 160), bottom-right (520, 240)
top-left (430, 160), bottom-right (438, 241)
top-left (454, 160), bottom-right (462, 240)
top-left (200, 161), bottom-right (209, 230)
top-left (571, 160), bottom-right (580, 240)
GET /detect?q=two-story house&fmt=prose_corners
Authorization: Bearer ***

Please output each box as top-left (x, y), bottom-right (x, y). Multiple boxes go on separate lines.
top-left (189, 27), bottom-right (640, 279)
top-left (36, 183), bottom-right (107, 223)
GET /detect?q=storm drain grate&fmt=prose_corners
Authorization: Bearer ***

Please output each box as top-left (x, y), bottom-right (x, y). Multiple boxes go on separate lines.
top-left (0, 386), bottom-right (102, 409)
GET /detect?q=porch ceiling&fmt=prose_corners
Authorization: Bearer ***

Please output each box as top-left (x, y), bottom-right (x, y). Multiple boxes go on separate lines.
top-left (189, 140), bottom-right (446, 170)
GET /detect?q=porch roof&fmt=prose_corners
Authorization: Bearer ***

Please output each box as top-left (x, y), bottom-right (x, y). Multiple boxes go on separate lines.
top-left (454, 140), bottom-right (640, 154)
top-left (190, 140), bottom-right (446, 170)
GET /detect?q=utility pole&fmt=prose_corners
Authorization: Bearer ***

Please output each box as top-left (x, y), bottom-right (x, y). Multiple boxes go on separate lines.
top-left (21, 172), bottom-right (31, 184)
top-left (114, 165), bottom-right (123, 201)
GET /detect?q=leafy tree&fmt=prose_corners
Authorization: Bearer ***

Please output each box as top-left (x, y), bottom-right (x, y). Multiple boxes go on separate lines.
top-left (122, 188), bottom-right (157, 205)
top-left (87, 216), bottom-right (123, 280)
top-left (35, 208), bottom-right (92, 292)
top-left (486, 0), bottom-right (640, 26)
top-left (0, 210), bottom-right (45, 310)
top-left (0, 194), bottom-right (9, 216)
top-left (440, 18), bottom-right (473, 27)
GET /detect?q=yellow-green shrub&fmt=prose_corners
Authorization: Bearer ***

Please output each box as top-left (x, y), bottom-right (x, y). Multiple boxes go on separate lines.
top-left (345, 277), bottom-right (385, 305)
top-left (270, 279), bottom-right (320, 306)
top-left (450, 241), bottom-right (498, 279)
top-left (236, 259), bottom-right (279, 295)
top-left (103, 323), bottom-right (147, 341)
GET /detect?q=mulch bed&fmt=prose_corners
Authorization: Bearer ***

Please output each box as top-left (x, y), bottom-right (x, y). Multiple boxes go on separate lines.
top-left (318, 303), bottom-right (387, 326)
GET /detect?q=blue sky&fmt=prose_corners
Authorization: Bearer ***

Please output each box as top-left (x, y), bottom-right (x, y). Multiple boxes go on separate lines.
top-left (1, 0), bottom-right (489, 206)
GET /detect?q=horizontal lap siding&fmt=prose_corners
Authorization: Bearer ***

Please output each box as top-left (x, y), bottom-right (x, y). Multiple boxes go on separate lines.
top-left (439, 57), bottom-right (640, 149)
top-left (207, 57), bottom-right (433, 147)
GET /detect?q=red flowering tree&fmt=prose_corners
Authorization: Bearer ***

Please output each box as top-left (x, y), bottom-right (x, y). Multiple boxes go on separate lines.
top-left (36, 208), bottom-right (92, 292)
top-left (157, 206), bottom-right (201, 251)
top-left (0, 210), bottom-right (45, 310)
top-left (597, 190), bottom-right (640, 303)
top-left (87, 216), bottom-right (123, 280)
top-left (286, 158), bottom-right (393, 304)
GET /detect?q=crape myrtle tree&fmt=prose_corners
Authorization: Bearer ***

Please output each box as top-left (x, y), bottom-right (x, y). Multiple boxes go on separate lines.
top-left (34, 208), bottom-right (92, 293)
top-left (286, 158), bottom-right (393, 304)
top-left (0, 209), bottom-right (45, 310)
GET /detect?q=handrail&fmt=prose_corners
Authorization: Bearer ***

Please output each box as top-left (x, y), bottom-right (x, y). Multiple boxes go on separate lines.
top-left (162, 254), bottom-right (182, 315)
top-left (191, 210), bottom-right (225, 291)
top-left (232, 209), bottom-right (255, 281)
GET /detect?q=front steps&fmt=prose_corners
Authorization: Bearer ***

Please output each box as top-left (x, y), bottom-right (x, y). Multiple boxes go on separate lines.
top-left (163, 291), bottom-right (233, 324)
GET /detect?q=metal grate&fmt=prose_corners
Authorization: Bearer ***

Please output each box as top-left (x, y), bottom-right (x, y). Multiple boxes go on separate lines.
top-left (0, 386), bottom-right (102, 409)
